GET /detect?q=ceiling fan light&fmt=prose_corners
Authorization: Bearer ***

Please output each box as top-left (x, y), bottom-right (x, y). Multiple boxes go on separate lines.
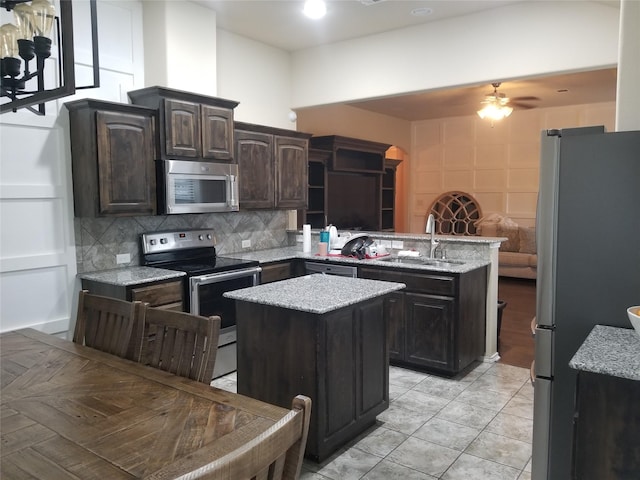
top-left (477, 104), bottom-right (512, 120)
top-left (477, 82), bottom-right (514, 121)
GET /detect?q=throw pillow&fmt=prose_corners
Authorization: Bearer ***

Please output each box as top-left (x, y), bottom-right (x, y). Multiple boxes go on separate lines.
top-left (497, 224), bottom-right (520, 252)
top-left (519, 226), bottom-right (536, 254)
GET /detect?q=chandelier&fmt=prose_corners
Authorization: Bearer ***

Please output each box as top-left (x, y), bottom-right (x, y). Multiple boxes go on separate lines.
top-left (0, 0), bottom-right (99, 115)
top-left (477, 82), bottom-right (513, 123)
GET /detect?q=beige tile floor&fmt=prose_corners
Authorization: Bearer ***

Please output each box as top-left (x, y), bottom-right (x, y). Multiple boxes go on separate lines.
top-left (211, 361), bottom-right (533, 480)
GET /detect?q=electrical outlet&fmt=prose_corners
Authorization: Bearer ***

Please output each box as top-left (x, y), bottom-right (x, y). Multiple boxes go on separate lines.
top-left (116, 253), bottom-right (130, 264)
top-left (242, 239), bottom-right (251, 248)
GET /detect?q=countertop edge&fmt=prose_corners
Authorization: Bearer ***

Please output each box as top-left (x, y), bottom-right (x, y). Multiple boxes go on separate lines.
top-left (224, 274), bottom-right (406, 314)
top-left (569, 325), bottom-right (640, 382)
top-left (77, 266), bottom-right (186, 287)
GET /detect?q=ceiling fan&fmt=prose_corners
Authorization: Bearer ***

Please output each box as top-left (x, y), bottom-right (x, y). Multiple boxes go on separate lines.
top-left (477, 82), bottom-right (541, 122)
top-left (483, 82), bottom-right (541, 110)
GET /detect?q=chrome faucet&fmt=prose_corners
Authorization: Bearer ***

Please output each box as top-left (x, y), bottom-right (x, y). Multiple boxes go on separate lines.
top-left (425, 214), bottom-right (439, 258)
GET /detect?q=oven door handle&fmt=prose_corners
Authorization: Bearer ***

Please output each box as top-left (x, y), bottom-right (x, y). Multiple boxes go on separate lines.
top-left (190, 266), bottom-right (262, 287)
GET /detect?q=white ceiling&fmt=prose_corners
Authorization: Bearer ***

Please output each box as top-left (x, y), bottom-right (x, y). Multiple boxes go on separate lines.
top-left (195, 0), bottom-right (619, 121)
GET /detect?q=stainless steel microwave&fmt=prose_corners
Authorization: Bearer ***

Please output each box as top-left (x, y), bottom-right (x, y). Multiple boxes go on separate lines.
top-left (160, 160), bottom-right (239, 214)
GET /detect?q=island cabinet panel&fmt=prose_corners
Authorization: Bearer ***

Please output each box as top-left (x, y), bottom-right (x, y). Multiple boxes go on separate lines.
top-left (323, 309), bottom-right (357, 437)
top-left (359, 265), bottom-right (487, 376)
top-left (572, 371), bottom-right (640, 479)
top-left (384, 292), bottom-right (405, 361)
top-left (65, 99), bottom-right (157, 217)
top-left (358, 300), bottom-right (389, 415)
top-left (236, 297), bottom-right (388, 462)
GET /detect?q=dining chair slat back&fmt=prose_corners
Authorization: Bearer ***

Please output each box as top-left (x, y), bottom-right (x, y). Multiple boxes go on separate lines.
top-left (168, 395), bottom-right (312, 480)
top-left (73, 290), bottom-right (140, 359)
top-left (139, 306), bottom-right (221, 384)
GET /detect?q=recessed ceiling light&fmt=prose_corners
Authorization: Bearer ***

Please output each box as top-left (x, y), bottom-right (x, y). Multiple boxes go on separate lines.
top-left (411, 7), bottom-right (433, 16)
top-left (304, 0), bottom-right (326, 19)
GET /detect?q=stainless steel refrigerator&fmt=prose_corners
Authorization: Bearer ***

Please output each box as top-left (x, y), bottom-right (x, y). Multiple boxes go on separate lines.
top-left (532, 126), bottom-right (640, 480)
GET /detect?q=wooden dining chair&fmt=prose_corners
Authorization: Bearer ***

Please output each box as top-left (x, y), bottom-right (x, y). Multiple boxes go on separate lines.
top-left (138, 306), bottom-right (221, 383)
top-left (73, 290), bottom-right (141, 359)
top-left (171, 395), bottom-right (312, 480)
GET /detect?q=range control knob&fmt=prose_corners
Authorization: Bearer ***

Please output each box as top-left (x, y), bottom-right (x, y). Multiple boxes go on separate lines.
top-left (207, 234), bottom-right (212, 240)
top-left (149, 239), bottom-right (156, 246)
top-left (198, 234), bottom-right (204, 241)
top-left (160, 238), bottom-right (168, 244)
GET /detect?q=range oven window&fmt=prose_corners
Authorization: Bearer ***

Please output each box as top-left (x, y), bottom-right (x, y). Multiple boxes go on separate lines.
top-left (194, 274), bottom-right (255, 330)
top-left (174, 177), bottom-right (227, 205)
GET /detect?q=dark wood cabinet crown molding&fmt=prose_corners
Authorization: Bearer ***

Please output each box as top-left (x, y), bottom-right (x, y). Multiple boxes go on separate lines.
top-left (127, 86), bottom-right (239, 110)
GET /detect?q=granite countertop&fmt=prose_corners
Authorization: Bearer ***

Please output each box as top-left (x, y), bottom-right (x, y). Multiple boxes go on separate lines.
top-left (289, 229), bottom-right (505, 246)
top-left (224, 273), bottom-right (405, 314)
top-left (569, 325), bottom-right (640, 381)
top-left (222, 246), bottom-right (490, 274)
top-left (78, 236), bottom-right (491, 287)
top-left (77, 266), bottom-right (185, 286)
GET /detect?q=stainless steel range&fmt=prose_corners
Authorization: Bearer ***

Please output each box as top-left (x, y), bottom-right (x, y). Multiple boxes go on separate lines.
top-left (140, 228), bottom-right (261, 379)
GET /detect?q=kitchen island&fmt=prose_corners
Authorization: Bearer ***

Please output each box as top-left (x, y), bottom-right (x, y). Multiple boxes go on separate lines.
top-left (225, 274), bottom-right (405, 462)
top-left (569, 325), bottom-right (640, 479)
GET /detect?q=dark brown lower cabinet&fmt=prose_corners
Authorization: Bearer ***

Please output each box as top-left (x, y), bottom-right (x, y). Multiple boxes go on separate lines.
top-left (258, 259), bottom-right (305, 284)
top-left (236, 296), bottom-right (389, 462)
top-left (361, 265), bottom-right (487, 376)
top-left (572, 371), bottom-right (640, 479)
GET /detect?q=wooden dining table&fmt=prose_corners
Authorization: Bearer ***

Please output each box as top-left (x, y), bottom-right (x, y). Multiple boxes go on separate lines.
top-left (0, 328), bottom-right (290, 479)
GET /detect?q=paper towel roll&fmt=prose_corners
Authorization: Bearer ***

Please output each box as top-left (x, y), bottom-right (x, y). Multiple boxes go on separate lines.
top-left (303, 224), bottom-right (311, 252)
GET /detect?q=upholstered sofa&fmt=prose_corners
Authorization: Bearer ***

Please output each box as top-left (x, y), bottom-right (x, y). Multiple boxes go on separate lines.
top-left (476, 215), bottom-right (537, 280)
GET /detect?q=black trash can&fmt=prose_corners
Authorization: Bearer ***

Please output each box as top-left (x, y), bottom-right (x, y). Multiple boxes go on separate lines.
top-left (497, 300), bottom-right (507, 341)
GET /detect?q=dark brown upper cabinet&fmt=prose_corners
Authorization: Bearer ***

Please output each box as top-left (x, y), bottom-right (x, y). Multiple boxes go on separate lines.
top-left (65, 99), bottom-right (157, 217)
top-left (128, 86), bottom-right (238, 162)
top-left (234, 122), bottom-right (311, 210)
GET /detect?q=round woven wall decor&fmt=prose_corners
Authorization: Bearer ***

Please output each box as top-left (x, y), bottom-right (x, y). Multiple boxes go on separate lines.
top-left (427, 191), bottom-right (483, 235)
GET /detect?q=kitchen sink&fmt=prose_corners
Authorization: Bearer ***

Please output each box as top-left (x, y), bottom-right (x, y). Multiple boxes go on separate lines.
top-left (378, 256), bottom-right (467, 267)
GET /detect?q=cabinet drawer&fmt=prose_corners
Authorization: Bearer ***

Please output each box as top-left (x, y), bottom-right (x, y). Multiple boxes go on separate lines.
top-left (131, 281), bottom-right (184, 307)
top-left (359, 267), bottom-right (456, 296)
top-left (260, 262), bottom-right (292, 284)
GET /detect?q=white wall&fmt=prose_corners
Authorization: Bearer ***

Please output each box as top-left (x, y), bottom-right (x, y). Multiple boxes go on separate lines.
top-left (216, 30), bottom-right (294, 129)
top-left (0, 0), bottom-right (144, 334)
top-left (142, 0), bottom-right (217, 95)
top-left (290, 1), bottom-right (620, 108)
top-left (408, 101), bottom-right (616, 233)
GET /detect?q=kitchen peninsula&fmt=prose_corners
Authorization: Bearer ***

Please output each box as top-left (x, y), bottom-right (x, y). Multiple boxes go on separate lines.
top-left (224, 274), bottom-right (405, 462)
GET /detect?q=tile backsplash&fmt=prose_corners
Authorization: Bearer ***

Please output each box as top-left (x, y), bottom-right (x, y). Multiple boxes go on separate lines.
top-left (75, 210), bottom-right (292, 273)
